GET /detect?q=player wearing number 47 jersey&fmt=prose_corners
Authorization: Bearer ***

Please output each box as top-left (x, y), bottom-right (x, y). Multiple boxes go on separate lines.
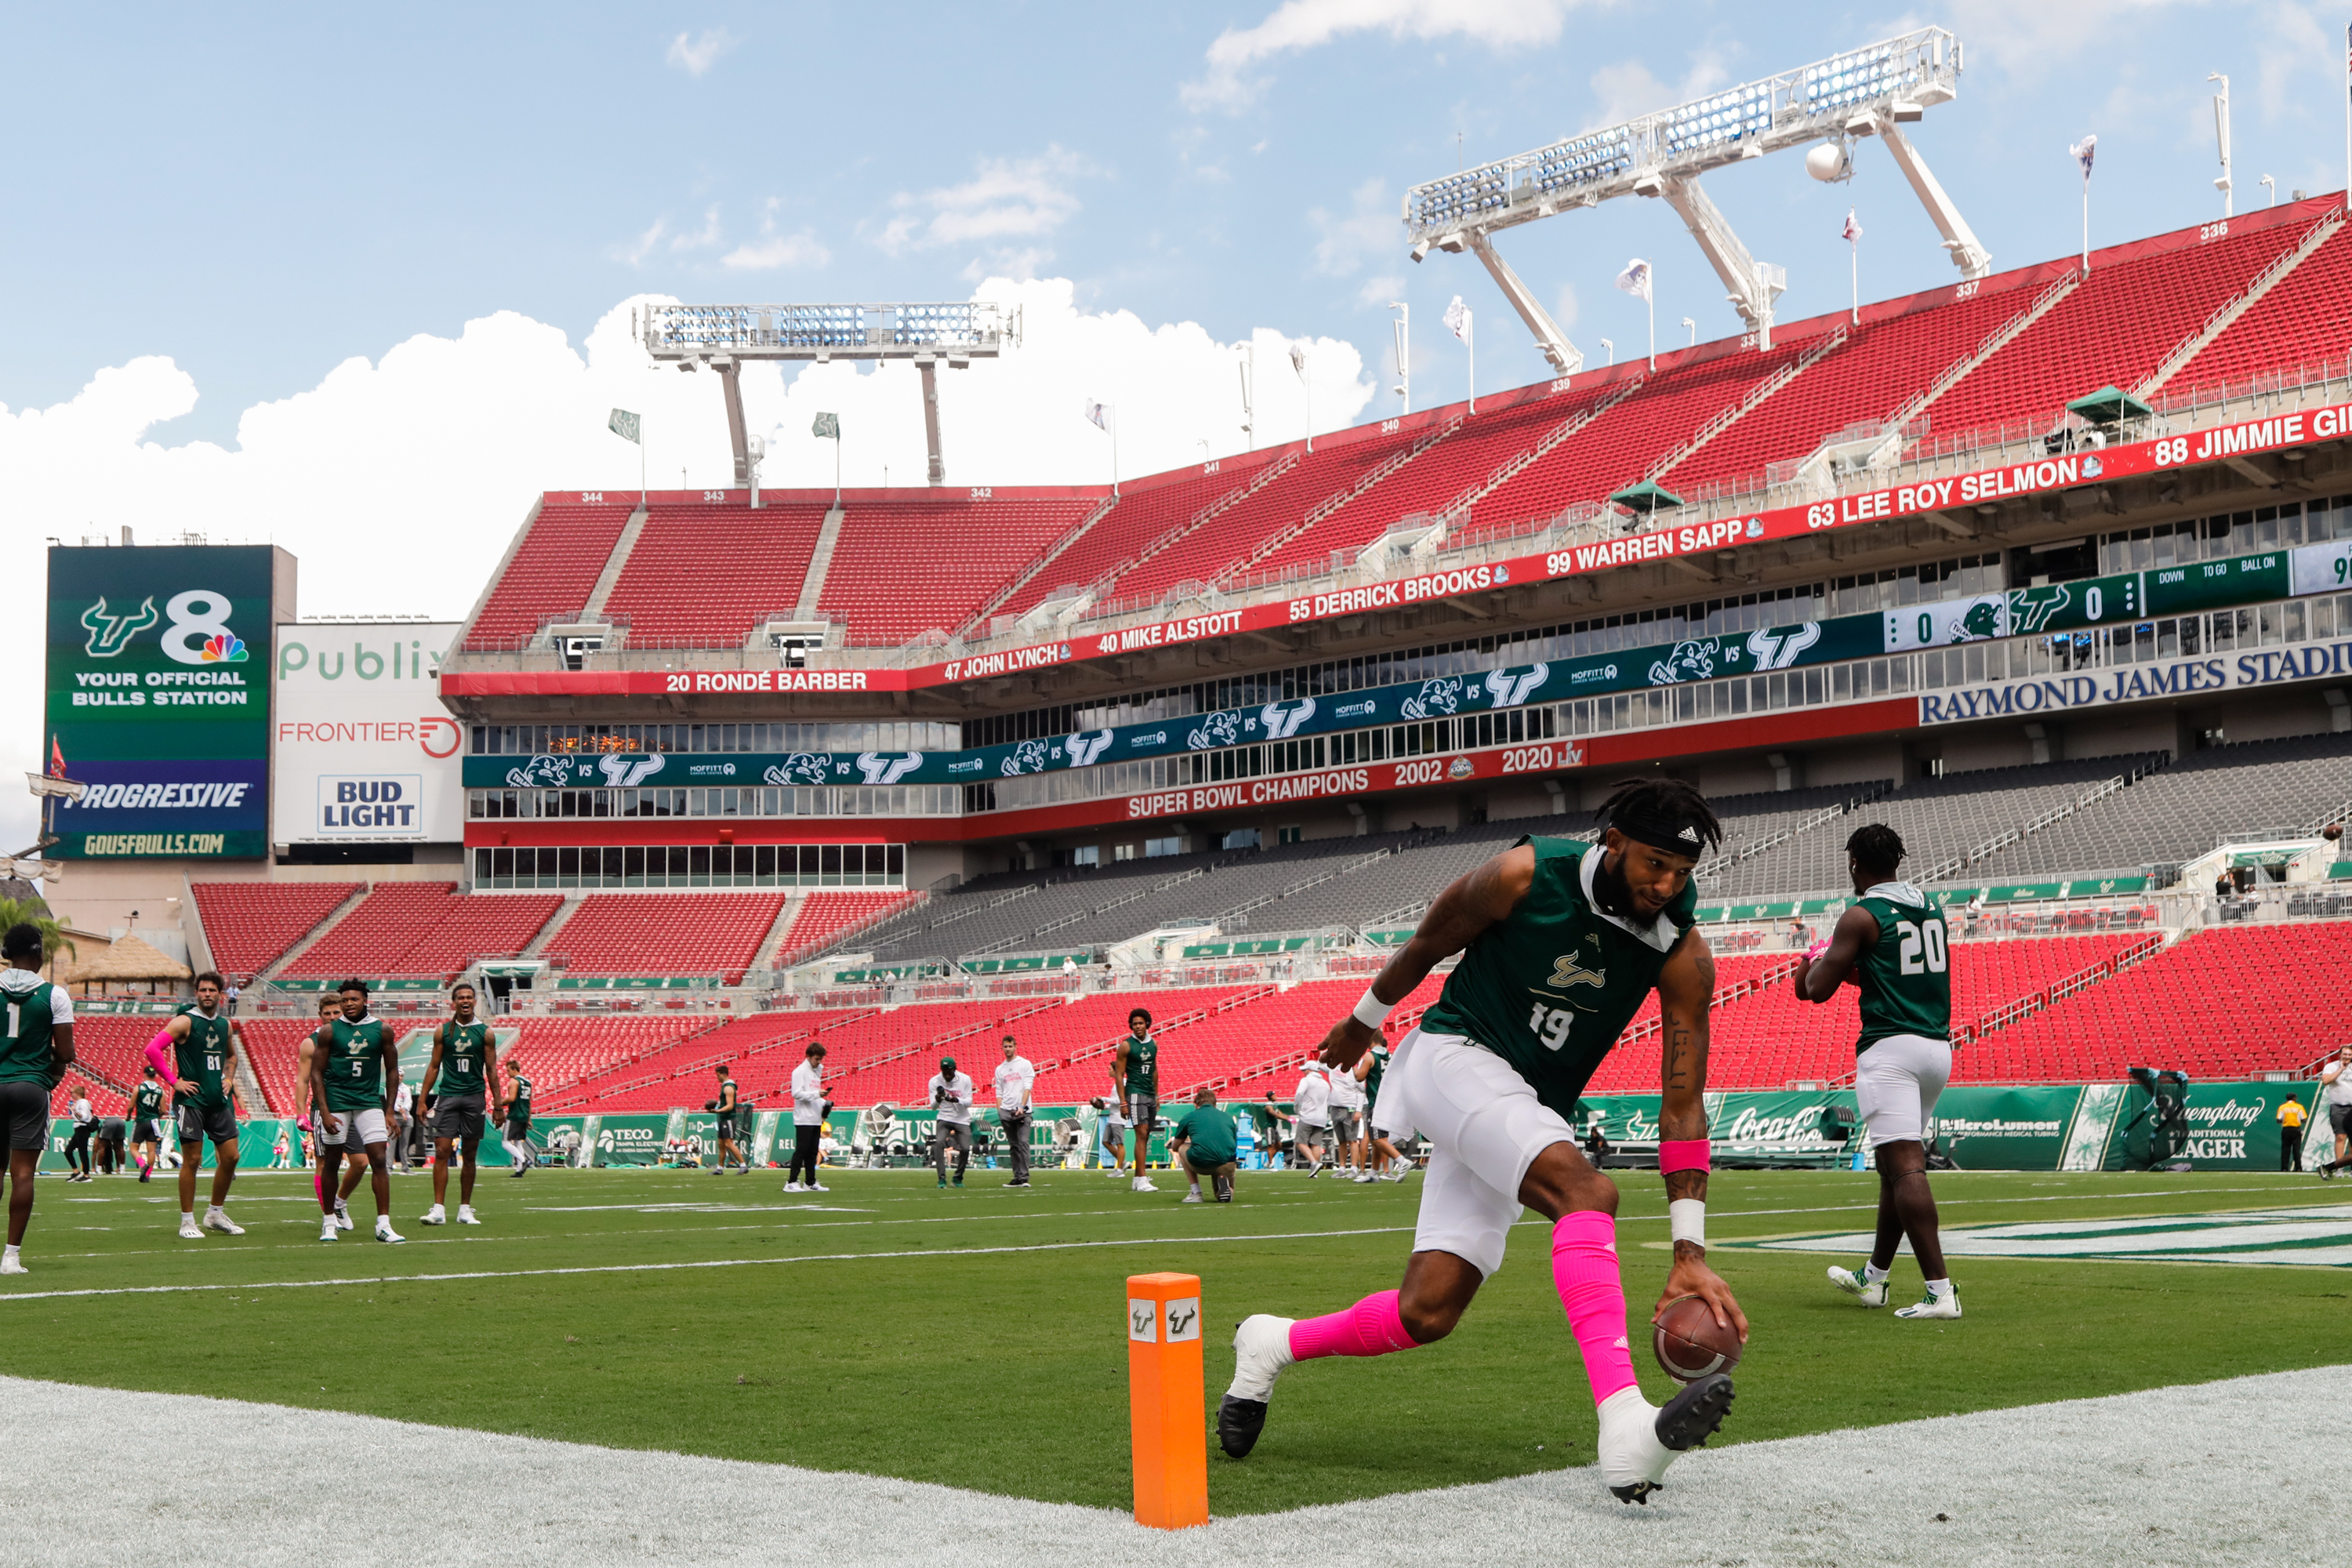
top-left (144, 971), bottom-right (250, 1240)
top-left (1218, 780), bottom-right (1747, 1505)
top-left (1795, 825), bottom-right (1961, 1323)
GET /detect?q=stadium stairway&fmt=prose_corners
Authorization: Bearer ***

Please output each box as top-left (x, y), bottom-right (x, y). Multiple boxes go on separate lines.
top-left (2175, 207), bottom-right (2352, 390)
top-left (191, 880), bottom-right (365, 986)
top-left (464, 497), bottom-right (637, 649)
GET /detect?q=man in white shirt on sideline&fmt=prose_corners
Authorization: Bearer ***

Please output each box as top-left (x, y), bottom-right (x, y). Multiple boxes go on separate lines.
top-left (929, 1056), bottom-right (977, 1189)
top-left (993, 1035), bottom-right (1037, 1189)
top-left (63, 1091), bottom-right (96, 1182)
top-left (2320, 1044), bottom-right (2352, 1178)
top-left (390, 1080), bottom-right (416, 1173)
top-left (1093, 1096), bottom-right (1129, 1174)
top-left (1290, 1062), bottom-right (1334, 1177)
top-left (1327, 1054), bottom-right (1366, 1178)
top-left (786, 1043), bottom-right (829, 1192)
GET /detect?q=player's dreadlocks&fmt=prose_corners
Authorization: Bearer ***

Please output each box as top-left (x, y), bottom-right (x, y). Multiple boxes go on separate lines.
top-left (1593, 777), bottom-right (1723, 856)
top-left (1846, 823), bottom-right (1907, 880)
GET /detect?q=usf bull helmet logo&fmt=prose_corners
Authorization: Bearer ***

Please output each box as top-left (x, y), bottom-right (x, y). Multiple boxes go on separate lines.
top-left (1259, 698), bottom-right (1317, 739)
top-left (80, 596), bottom-right (159, 658)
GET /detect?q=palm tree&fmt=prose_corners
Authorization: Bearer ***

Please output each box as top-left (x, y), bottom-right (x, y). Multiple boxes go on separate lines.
top-left (0, 897), bottom-right (76, 978)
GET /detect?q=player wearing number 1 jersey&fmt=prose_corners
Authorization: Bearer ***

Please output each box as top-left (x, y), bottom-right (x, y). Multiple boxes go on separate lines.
top-left (1795, 824), bottom-right (1960, 1321)
top-left (144, 973), bottom-right (249, 1240)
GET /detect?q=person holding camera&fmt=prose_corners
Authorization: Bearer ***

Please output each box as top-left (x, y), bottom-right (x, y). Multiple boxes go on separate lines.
top-left (929, 1055), bottom-right (976, 1189)
top-left (787, 1043), bottom-right (829, 1192)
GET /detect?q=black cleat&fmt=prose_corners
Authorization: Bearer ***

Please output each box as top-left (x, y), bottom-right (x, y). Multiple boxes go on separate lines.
top-left (1217, 1395), bottom-right (1269, 1458)
top-left (1656, 1371), bottom-right (1735, 1452)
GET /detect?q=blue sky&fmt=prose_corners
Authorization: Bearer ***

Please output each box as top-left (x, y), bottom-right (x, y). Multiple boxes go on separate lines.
top-left (4, 1), bottom-right (2338, 449)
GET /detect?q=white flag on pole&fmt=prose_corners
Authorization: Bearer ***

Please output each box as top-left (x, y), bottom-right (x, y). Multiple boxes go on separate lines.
top-left (2071, 134), bottom-right (2097, 181)
top-left (1443, 296), bottom-right (1472, 341)
top-left (1613, 259), bottom-right (1652, 302)
top-left (1842, 209), bottom-right (1862, 243)
top-left (1083, 399), bottom-right (1108, 430)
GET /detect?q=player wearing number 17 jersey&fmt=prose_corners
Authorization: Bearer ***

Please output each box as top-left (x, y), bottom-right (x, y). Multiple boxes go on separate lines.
top-left (144, 972), bottom-right (249, 1240)
top-left (1795, 824), bottom-right (1960, 1321)
top-left (1218, 780), bottom-right (1746, 1504)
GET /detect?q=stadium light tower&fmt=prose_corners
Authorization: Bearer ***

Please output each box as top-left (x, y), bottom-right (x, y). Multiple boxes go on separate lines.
top-left (641, 301), bottom-right (1019, 488)
top-left (1402, 27), bottom-right (1986, 362)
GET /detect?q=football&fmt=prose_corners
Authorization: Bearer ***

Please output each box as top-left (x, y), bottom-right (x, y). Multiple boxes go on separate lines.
top-left (1653, 1294), bottom-right (1744, 1383)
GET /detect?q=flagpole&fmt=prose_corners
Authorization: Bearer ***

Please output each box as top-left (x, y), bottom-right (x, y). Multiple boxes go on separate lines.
top-left (1647, 288), bottom-right (1655, 372)
top-left (1467, 321), bottom-right (1475, 416)
top-left (1112, 405), bottom-right (1120, 497)
top-left (2344, 24), bottom-right (2350, 217)
top-left (639, 419), bottom-right (646, 508)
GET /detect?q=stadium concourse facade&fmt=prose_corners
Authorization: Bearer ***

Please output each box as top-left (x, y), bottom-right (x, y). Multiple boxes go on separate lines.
top-left (42, 196), bottom-right (2352, 1170)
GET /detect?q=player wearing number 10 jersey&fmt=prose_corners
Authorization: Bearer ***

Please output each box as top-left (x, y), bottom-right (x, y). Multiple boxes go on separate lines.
top-left (416, 983), bottom-right (500, 1226)
top-left (1795, 824), bottom-right (1961, 1322)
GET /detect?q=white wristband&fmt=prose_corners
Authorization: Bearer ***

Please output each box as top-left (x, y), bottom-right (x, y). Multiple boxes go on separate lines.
top-left (1668, 1198), bottom-right (1706, 1249)
top-left (1351, 988), bottom-right (1395, 1029)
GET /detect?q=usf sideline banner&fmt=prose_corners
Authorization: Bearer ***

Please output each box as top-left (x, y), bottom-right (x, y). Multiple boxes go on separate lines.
top-left (43, 1116), bottom-right (590, 1173)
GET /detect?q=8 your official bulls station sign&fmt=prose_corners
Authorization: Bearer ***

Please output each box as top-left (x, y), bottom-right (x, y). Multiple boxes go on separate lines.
top-left (445, 397), bottom-right (2352, 706)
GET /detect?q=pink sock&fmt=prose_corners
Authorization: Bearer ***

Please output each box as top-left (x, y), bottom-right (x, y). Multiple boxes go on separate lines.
top-left (1287, 1288), bottom-right (1421, 1361)
top-left (1551, 1210), bottom-right (1639, 1406)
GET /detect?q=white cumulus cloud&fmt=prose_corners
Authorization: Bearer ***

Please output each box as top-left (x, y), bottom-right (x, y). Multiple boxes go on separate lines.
top-left (1185, 0), bottom-right (1591, 111)
top-left (875, 147), bottom-right (1094, 256)
top-left (0, 285), bottom-right (1372, 847)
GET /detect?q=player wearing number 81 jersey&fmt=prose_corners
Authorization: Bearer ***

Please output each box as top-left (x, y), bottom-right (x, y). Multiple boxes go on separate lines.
top-left (143, 972), bottom-right (249, 1240)
top-left (1795, 824), bottom-right (1960, 1322)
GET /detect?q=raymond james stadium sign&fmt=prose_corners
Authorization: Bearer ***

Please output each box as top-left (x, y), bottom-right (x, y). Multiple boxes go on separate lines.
top-left (1922, 637), bottom-right (2352, 724)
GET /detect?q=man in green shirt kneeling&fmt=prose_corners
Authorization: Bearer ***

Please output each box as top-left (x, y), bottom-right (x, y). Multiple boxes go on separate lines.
top-left (1171, 1086), bottom-right (1238, 1205)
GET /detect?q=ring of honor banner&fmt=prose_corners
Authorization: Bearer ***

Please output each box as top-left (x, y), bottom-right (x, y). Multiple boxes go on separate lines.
top-left (463, 534), bottom-right (2352, 797)
top-left (46, 545), bottom-right (287, 859)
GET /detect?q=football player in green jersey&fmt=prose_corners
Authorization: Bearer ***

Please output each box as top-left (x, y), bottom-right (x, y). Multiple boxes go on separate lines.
top-left (130, 1065), bottom-right (166, 1183)
top-left (0, 924), bottom-right (75, 1275)
top-left (1356, 1033), bottom-right (1412, 1181)
top-left (1795, 823), bottom-right (1960, 1321)
top-left (499, 1057), bottom-right (536, 1176)
top-left (1110, 1008), bottom-right (1160, 1193)
top-left (146, 972), bottom-right (251, 1240)
top-left (1218, 780), bottom-right (1744, 1505)
top-left (307, 978), bottom-right (404, 1243)
top-left (416, 982), bottom-right (502, 1225)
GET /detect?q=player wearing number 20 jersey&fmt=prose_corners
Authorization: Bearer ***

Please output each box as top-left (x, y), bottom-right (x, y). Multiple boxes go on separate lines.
top-left (1795, 824), bottom-right (1960, 1323)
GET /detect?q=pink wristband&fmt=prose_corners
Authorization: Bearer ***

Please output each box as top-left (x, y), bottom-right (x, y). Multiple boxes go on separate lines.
top-left (1658, 1138), bottom-right (1711, 1174)
top-left (1803, 939), bottom-right (1830, 962)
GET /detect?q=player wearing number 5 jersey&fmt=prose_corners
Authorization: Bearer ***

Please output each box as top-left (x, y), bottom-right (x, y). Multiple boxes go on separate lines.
top-left (1795, 825), bottom-right (1960, 1322)
top-left (416, 982), bottom-right (501, 1226)
top-left (308, 979), bottom-right (405, 1243)
top-left (1218, 780), bottom-right (1746, 1505)
top-left (143, 972), bottom-right (250, 1240)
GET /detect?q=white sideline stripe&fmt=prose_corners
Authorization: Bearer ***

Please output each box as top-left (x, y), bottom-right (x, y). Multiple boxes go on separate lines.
top-left (0, 1223), bottom-right (1430, 1301)
top-left (0, 1367), bottom-right (2343, 1565)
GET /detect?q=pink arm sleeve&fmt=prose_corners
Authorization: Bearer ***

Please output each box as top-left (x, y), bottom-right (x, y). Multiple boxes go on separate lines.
top-left (145, 1029), bottom-right (176, 1079)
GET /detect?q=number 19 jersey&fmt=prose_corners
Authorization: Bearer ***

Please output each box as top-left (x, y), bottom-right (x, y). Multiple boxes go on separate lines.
top-left (1854, 888), bottom-right (1951, 1051)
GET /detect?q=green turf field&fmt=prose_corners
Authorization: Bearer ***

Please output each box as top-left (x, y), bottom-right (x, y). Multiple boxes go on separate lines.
top-left (2, 1164), bottom-right (2346, 1514)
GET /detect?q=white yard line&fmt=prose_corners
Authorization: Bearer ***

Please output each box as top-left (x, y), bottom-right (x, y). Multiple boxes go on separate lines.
top-left (0, 1367), bottom-right (2337, 1565)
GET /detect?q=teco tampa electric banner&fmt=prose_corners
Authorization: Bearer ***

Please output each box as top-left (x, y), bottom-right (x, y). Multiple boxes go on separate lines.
top-left (273, 622), bottom-right (465, 845)
top-left (45, 545), bottom-right (285, 859)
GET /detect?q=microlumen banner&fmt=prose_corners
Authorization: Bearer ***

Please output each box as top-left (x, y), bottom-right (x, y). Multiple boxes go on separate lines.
top-left (45, 545), bottom-right (288, 859)
top-left (462, 534), bottom-right (2352, 796)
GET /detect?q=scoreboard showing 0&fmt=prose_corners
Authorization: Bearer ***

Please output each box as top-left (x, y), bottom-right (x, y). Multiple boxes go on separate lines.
top-left (45, 544), bottom-right (291, 860)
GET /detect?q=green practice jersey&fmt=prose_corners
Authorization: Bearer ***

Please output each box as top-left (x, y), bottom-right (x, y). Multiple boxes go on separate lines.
top-left (1120, 1035), bottom-right (1158, 1098)
top-left (133, 1081), bottom-right (165, 1120)
top-left (1173, 1105), bottom-right (1237, 1167)
top-left (716, 1076), bottom-right (739, 1114)
top-left (0, 977), bottom-right (63, 1089)
top-left (174, 1005), bottom-right (234, 1109)
top-left (1853, 886), bottom-right (1952, 1049)
top-left (434, 1021), bottom-right (492, 1097)
top-left (1420, 837), bottom-right (1696, 1121)
top-left (507, 1073), bottom-right (533, 1120)
top-left (322, 1015), bottom-right (390, 1112)
top-left (1363, 1043), bottom-right (1390, 1108)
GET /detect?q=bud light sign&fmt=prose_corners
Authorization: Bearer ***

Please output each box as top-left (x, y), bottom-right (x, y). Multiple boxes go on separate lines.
top-left (317, 775), bottom-right (423, 836)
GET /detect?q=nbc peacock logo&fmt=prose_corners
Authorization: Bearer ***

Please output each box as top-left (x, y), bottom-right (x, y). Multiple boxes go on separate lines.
top-left (200, 633), bottom-right (248, 663)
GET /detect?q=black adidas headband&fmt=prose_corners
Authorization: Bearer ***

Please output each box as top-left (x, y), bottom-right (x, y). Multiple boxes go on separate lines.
top-left (1610, 807), bottom-right (1711, 857)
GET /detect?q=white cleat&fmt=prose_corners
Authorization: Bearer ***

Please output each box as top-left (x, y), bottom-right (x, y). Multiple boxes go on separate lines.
top-left (457, 1205), bottom-right (480, 1225)
top-left (203, 1211), bottom-right (245, 1236)
top-left (420, 1205), bottom-right (447, 1225)
top-left (1216, 1314), bottom-right (1298, 1458)
top-left (1828, 1263), bottom-right (1889, 1308)
top-left (375, 1220), bottom-right (405, 1244)
top-left (333, 1206), bottom-right (354, 1232)
top-left (1597, 1376), bottom-right (1736, 1504)
top-left (1182, 1190), bottom-right (1203, 1204)
top-left (319, 1218), bottom-right (340, 1242)
top-left (1131, 1177), bottom-right (1158, 1193)
top-left (177, 1221), bottom-right (205, 1240)
top-left (1351, 1173), bottom-right (1376, 1184)
top-left (0, 1254), bottom-right (26, 1275)
top-left (807, 1181), bottom-right (828, 1192)
top-left (782, 1182), bottom-right (802, 1193)
top-left (1895, 1287), bottom-right (1962, 1320)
